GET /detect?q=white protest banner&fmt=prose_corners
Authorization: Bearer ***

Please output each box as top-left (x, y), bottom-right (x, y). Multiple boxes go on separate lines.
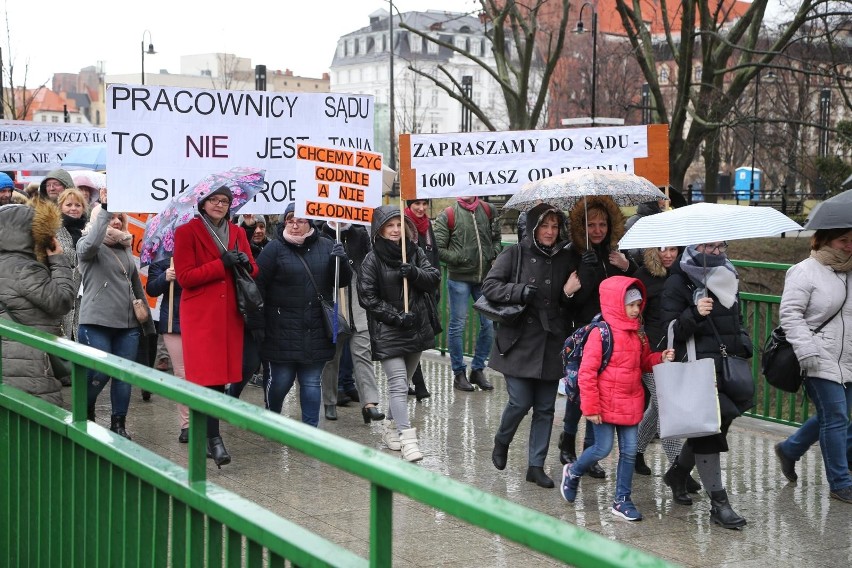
top-left (399, 124), bottom-right (668, 200)
top-left (294, 145), bottom-right (383, 226)
top-left (0, 120), bottom-right (106, 171)
top-left (105, 84), bottom-right (374, 214)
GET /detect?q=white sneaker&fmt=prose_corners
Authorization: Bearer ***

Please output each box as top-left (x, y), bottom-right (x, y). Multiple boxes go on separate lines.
top-left (399, 428), bottom-right (423, 462)
top-left (382, 420), bottom-right (401, 451)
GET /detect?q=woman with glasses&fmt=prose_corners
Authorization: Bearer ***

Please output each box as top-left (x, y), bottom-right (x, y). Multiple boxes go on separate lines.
top-left (173, 185), bottom-right (258, 467)
top-left (659, 240), bottom-right (752, 529)
top-left (775, 227), bottom-right (852, 504)
top-left (253, 203), bottom-right (350, 427)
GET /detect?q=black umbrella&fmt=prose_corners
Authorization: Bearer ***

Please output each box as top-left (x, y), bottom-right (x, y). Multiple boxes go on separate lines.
top-left (805, 189), bottom-right (852, 230)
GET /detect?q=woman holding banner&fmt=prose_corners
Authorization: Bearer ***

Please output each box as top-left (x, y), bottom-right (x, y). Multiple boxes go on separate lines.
top-left (358, 205), bottom-right (440, 462)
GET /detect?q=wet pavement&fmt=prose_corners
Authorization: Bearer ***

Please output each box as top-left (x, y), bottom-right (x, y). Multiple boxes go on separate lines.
top-left (91, 351), bottom-right (851, 567)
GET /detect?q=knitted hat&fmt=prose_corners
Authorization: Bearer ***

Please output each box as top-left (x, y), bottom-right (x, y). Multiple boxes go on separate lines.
top-left (197, 185), bottom-right (233, 212)
top-left (0, 172), bottom-right (14, 189)
top-left (625, 287), bottom-right (643, 305)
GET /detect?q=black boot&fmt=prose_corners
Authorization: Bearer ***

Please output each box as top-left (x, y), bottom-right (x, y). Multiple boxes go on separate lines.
top-left (453, 371), bottom-right (475, 392)
top-left (558, 432), bottom-right (577, 466)
top-left (492, 439), bottom-right (509, 471)
top-left (635, 452), bottom-right (652, 475)
top-left (583, 443), bottom-right (606, 479)
top-left (709, 489), bottom-right (747, 529)
top-left (469, 369), bottom-right (494, 391)
top-left (110, 415), bottom-right (131, 440)
top-left (686, 474), bottom-right (702, 493)
top-left (525, 466), bottom-right (554, 488)
top-left (411, 367), bottom-right (431, 401)
top-left (663, 458), bottom-right (693, 505)
top-left (207, 436), bottom-right (231, 469)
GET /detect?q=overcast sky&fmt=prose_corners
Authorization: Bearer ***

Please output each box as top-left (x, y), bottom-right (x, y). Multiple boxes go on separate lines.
top-left (2, 0), bottom-right (476, 87)
top-left (3, 0), bottom-right (787, 89)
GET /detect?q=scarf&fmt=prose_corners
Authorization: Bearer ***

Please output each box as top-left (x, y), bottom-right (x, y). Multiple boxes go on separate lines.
top-left (282, 227), bottom-right (315, 247)
top-left (200, 213), bottom-right (230, 254)
top-left (62, 213), bottom-right (87, 246)
top-left (457, 197), bottom-right (481, 213)
top-left (373, 235), bottom-right (417, 267)
top-left (680, 245), bottom-right (739, 308)
top-left (404, 207), bottom-right (431, 237)
top-left (103, 226), bottom-right (132, 248)
top-left (811, 246), bottom-right (852, 272)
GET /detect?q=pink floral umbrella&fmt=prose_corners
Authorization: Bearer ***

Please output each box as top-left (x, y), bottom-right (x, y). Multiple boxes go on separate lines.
top-left (140, 167), bottom-right (266, 266)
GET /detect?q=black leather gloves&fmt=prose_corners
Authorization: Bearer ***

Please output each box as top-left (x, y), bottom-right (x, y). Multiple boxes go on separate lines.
top-left (221, 250), bottom-right (241, 268)
top-left (399, 312), bottom-right (416, 329)
top-left (236, 251), bottom-right (251, 269)
top-left (399, 263), bottom-right (414, 278)
top-left (581, 250), bottom-right (598, 266)
top-left (521, 284), bottom-right (538, 304)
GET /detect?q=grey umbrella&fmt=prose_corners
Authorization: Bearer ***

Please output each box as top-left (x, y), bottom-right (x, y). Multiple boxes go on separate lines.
top-left (804, 189), bottom-right (852, 230)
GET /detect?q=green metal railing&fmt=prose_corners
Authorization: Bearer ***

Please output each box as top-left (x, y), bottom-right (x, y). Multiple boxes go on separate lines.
top-left (0, 319), bottom-right (671, 568)
top-left (439, 257), bottom-right (812, 426)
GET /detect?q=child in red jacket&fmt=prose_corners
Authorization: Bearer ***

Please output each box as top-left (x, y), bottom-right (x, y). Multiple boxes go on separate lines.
top-left (560, 276), bottom-right (674, 520)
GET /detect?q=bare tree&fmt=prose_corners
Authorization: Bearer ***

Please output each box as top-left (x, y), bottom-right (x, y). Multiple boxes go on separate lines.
top-left (2, 3), bottom-right (46, 120)
top-left (399, 0), bottom-right (570, 131)
top-left (207, 53), bottom-right (250, 90)
top-left (614, 0), bottom-right (850, 194)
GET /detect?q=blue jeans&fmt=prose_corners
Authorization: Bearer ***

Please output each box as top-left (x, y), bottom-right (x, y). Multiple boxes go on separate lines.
top-left (227, 329), bottom-right (261, 399)
top-left (446, 279), bottom-right (493, 374)
top-left (572, 422), bottom-right (637, 500)
top-left (78, 324), bottom-right (141, 416)
top-left (263, 361), bottom-right (325, 427)
top-left (562, 399), bottom-right (596, 448)
top-left (780, 377), bottom-right (852, 491)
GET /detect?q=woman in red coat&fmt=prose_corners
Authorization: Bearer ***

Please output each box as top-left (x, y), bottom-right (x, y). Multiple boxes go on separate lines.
top-left (173, 185), bottom-right (258, 467)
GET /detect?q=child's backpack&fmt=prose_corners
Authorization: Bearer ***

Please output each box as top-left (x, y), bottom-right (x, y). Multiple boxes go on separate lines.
top-left (561, 314), bottom-right (614, 405)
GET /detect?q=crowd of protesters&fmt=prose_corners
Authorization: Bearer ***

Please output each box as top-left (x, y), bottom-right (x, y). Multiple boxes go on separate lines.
top-left (1, 170), bottom-right (850, 525)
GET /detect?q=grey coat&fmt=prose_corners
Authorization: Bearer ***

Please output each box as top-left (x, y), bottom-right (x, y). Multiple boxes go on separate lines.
top-left (779, 257), bottom-right (851, 385)
top-left (76, 208), bottom-right (154, 333)
top-left (0, 204), bottom-right (75, 404)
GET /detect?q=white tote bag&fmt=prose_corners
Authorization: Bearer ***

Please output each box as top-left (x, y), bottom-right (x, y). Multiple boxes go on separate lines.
top-left (653, 321), bottom-right (721, 439)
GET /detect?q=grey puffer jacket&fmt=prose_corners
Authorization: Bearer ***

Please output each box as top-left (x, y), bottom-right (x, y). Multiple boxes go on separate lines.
top-left (0, 202), bottom-right (75, 404)
top-left (779, 257), bottom-right (851, 385)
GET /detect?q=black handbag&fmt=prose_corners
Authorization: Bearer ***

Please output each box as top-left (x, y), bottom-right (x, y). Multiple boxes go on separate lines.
top-left (762, 303), bottom-right (843, 393)
top-left (233, 263), bottom-right (264, 323)
top-left (707, 318), bottom-right (755, 406)
top-left (473, 245), bottom-right (526, 325)
top-left (295, 253), bottom-right (352, 342)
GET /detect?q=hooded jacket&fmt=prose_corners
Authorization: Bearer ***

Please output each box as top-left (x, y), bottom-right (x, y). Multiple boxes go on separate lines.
top-left (578, 276), bottom-right (662, 425)
top-left (566, 195), bottom-right (637, 326)
top-left (0, 202), bottom-right (76, 404)
top-left (358, 205), bottom-right (441, 361)
top-left (634, 247), bottom-right (678, 350)
top-left (254, 204), bottom-right (351, 363)
top-left (483, 203), bottom-right (574, 380)
top-left (38, 169), bottom-right (75, 201)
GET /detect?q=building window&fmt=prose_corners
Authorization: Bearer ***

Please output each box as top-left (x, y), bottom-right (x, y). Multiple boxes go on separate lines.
top-left (51, 115), bottom-right (59, 122)
top-left (415, 89), bottom-right (422, 106)
top-left (431, 89), bottom-right (438, 107)
top-left (414, 122), bottom-right (422, 133)
top-left (488, 92), bottom-right (496, 108)
top-left (411, 34), bottom-right (421, 53)
top-left (431, 122), bottom-right (439, 133)
top-left (455, 36), bottom-right (466, 50)
top-left (694, 65), bottom-right (702, 81)
top-left (660, 65), bottom-right (670, 84)
top-left (427, 36), bottom-right (439, 54)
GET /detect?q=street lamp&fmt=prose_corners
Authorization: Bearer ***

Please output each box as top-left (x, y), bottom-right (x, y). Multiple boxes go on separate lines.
top-left (141, 30), bottom-right (156, 86)
top-left (388, 1), bottom-right (396, 173)
top-left (576, 3), bottom-right (598, 125)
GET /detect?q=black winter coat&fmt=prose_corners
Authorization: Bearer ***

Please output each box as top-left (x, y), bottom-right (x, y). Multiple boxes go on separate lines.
top-left (358, 243), bottom-right (440, 361)
top-left (146, 258), bottom-right (182, 334)
top-left (483, 242), bottom-right (573, 381)
top-left (255, 230), bottom-right (351, 363)
top-left (660, 261), bottom-right (753, 453)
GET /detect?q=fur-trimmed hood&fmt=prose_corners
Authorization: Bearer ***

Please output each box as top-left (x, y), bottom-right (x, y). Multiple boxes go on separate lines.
top-left (567, 195), bottom-right (625, 253)
top-left (642, 247), bottom-right (668, 278)
top-left (0, 200), bottom-right (62, 264)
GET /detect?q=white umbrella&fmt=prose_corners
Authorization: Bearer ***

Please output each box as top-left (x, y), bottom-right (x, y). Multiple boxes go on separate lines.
top-left (503, 170), bottom-right (667, 212)
top-left (618, 202), bottom-right (803, 249)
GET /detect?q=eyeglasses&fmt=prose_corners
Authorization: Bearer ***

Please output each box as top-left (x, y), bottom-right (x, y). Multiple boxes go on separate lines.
top-left (700, 242), bottom-right (728, 254)
top-left (285, 219), bottom-right (309, 226)
top-left (45, 181), bottom-right (65, 189)
top-left (206, 197), bottom-right (231, 206)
